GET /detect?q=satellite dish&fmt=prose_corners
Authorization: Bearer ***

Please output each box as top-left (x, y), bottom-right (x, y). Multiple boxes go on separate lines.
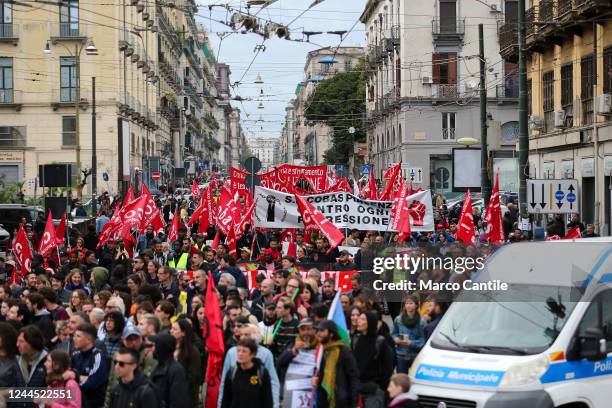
top-left (466, 80), bottom-right (477, 89)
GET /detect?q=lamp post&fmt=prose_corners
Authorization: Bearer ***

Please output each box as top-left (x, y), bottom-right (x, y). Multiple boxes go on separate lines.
top-left (45, 39), bottom-right (98, 200)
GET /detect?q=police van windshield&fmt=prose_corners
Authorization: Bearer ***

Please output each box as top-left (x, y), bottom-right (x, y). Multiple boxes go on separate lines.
top-left (431, 285), bottom-right (578, 355)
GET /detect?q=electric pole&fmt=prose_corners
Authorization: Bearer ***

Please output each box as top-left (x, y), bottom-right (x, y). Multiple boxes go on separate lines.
top-left (479, 24), bottom-right (491, 207)
top-left (518, 0), bottom-right (529, 221)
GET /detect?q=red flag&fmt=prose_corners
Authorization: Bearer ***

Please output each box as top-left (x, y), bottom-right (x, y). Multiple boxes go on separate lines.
top-left (191, 179), bottom-right (201, 198)
top-left (187, 195), bottom-right (205, 227)
top-left (391, 178), bottom-right (411, 242)
top-left (211, 229), bottom-right (221, 250)
top-left (121, 229), bottom-right (136, 258)
top-left (564, 225), bottom-right (582, 239)
top-left (139, 183), bottom-right (159, 233)
top-left (167, 208), bottom-right (180, 243)
top-left (225, 226), bottom-right (237, 259)
top-left (216, 188), bottom-right (240, 235)
top-left (295, 195), bottom-right (344, 251)
top-left (204, 272), bottom-right (225, 408)
top-left (287, 233), bottom-right (297, 257)
top-left (55, 212), bottom-right (67, 245)
top-left (210, 171), bottom-right (219, 192)
top-left (250, 233), bottom-right (257, 259)
top-left (151, 209), bottom-right (165, 235)
top-left (362, 170), bottom-right (378, 200)
top-left (119, 195), bottom-right (147, 236)
top-left (37, 210), bottom-right (57, 257)
top-left (12, 225), bottom-right (32, 276)
top-left (123, 185), bottom-right (135, 207)
top-left (485, 171), bottom-right (505, 243)
top-left (456, 190), bottom-right (475, 243)
top-left (380, 163), bottom-right (402, 201)
top-left (97, 206), bottom-right (120, 249)
top-left (236, 200), bottom-right (255, 238)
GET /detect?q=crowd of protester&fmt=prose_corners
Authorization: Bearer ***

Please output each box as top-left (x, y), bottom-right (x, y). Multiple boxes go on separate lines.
top-left (0, 179), bottom-right (594, 408)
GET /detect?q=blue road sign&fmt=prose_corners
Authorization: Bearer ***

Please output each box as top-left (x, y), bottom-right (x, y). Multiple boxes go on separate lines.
top-left (555, 190), bottom-right (565, 201)
top-left (361, 164), bottom-right (371, 175)
top-left (567, 192), bottom-right (576, 203)
top-left (102, 172), bottom-right (109, 182)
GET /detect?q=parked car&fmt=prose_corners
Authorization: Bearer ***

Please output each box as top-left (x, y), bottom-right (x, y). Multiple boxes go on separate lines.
top-left (0, 204), bottom-right (42, 235)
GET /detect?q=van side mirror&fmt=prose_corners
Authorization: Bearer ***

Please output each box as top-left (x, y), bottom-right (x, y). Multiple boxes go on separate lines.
top-left (580, 327), bottom-right (607, 362)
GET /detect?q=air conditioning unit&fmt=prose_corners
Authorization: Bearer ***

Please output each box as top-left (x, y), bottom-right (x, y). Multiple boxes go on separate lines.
top-left (529, 114), bottom-right (543, 130)
top-left (554, 111), bottom-right (566, 128)
top-left (421, 76), bottom-right (433, 85)
top-left (596, 93), bottom-right (612, 115)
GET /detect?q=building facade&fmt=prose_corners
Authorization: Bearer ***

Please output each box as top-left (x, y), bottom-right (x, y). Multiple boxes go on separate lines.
top-left (0, 0), bottom-right (227, 196)
top-left (361, 0), bottom-right (519, 194)
top-left (517, 0), bottom-right (612, 234)
top-left (292, 47), bottom-right (364, 165)
top-left (247, 137), bottom-right (278, 170)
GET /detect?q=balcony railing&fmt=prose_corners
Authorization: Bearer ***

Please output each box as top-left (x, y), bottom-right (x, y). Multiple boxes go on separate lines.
top-left (498, 21), bottom-right (518, 61)
top-left (432, 84), bottom-right (459, 98)
top-left (0, 24), bottom-right (18, 43)
top-left (526, 7), bottom-right (538, 37)
top-left (52, 88), bottom-right (89, 108)
top-left (539, 0), bottom-right (556, 22)
top-left (0, 89), bottom-right (14, 104)
top-left (442, 128), bottom-right (456, 139)
top-left (496, 84), bottom-right (519, 99)
top-left (50, 22), bottom-right (87, 41)
top-left (432, 18), bottom-right (465, 42)
top-left (557, 0), bottom-right (574, 16)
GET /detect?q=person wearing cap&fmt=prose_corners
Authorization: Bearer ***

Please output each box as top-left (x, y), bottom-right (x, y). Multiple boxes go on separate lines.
top-left (237, 247), bottom-right (252, 265)
top-left (312, 320), bottom-right (360, 408)
top-left (333, 250), bottom-right (357, 271)
top-left (257, 301), bottom-right (277, 346)
top-left (278, 318), bottom-right (319, 408)
top-left (104, 325), bottom-right (158, 408)
top-left (149, 333), bottom-right (189, 408)
top-left (137, 225), bottom-right (157, 254)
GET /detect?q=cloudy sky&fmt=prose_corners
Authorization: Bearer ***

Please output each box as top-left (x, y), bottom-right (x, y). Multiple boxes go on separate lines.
top-left (196, 0), bottom-right (367, 140)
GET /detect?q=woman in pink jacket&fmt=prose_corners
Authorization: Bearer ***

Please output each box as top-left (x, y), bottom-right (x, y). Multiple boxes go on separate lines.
top-left (42, 349), bottom-right (81, 408)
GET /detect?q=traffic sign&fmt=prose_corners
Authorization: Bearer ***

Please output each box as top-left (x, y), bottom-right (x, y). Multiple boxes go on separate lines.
top-left (244, 157), bottom-right (262, 174)
top-left (361, 164), bottom-right (371, 175)
top-left (151, 171), bottom-right (161, 181)
top-left (527, 179), bottom-right (579, 214)
top-left (102, 172), bottom-right (109, 182)
top-left (387, 163), bottom-right (423, 183)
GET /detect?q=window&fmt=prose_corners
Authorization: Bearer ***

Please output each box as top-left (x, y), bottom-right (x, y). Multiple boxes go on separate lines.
top-left (439, 0), bottom-right (457, 33)
top-left (578, 290), bottom-right (612, 352)
top-left (62, 116), bottom-right (76, 146)
top-left (432, 52), bottom-right (457, 96)
top-left (0, 57), bottom-right (12, 103)
top-left (504, 0), bottom-right (518, 23)
top-left (0, 2), bottom-right (12, 37)
top-left (0, 126), bottom-right (25, 147)
top-left (561, 64), bottom-right (573, 127)
top-left (59, 0), bottom-right (79, 37)
top-left (442, 112), bottom-right (455, 139)
top-left (60, 57), bottom-right (77, 102)
top-left (605, 47), bottom-right (612, 94)
top-left (543, 71), bottom-right (554, 132)
top-left (581, 55), bottom-right (594, 126)
top-left (344, 60), bottom-right (352, 73)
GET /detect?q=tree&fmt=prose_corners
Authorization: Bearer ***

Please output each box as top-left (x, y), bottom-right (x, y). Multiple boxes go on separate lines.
top-left (303, 58), bottom-right (366, 164)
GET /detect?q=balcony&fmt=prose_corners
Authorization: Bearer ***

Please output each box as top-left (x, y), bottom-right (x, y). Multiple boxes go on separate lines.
top-left (432, 18), bottom-right (465, 44)
top-left (496, 83), bottom-right (519, 101)
top-left (390, 25), bottom-right (400, 46)
top-left (526, 6), bottom-right (537, 39)
top-left (51, 88), bottom-right (89, 110)
top-left (498, 21), bottom-right (518, 63)
top-left (0, 24), bottom-right (18, 45)
top-left (50, 22), bottom-right (87, 43)
top-left (432, 84), bottom-right (459, 99)
top-left (574, 0), bottom-right (611, 16)
top-left (0, 89), bottom-right (22, 111)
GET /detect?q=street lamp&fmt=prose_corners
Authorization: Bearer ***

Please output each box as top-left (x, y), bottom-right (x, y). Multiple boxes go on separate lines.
top-left (457, 137), bottom-right (479, 147)
top-left (44, 38), bottom-right (98, 202)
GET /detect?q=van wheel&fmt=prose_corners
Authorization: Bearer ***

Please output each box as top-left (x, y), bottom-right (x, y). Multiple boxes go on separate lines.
top-left (557, 403), bottom-right (590, 408)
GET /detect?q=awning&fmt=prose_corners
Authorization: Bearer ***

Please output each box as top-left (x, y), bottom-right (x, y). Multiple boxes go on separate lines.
top-left (318, 56), bottom-right (337, 63)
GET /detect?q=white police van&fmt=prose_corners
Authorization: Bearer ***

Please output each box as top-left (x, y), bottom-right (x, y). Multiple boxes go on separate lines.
top-left (408, 239), bottom-right (612, 408)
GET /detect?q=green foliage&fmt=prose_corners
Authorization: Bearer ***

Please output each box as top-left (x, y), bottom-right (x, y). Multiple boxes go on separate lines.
top-left (0, 183), bottom-right (20, 203)
top-left (304, 58), bottom-right (366, 164)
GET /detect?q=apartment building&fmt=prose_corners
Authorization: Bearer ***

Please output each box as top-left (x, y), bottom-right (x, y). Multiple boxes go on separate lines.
top-left (292, 47), bottom-right (364, 165)
top-left (247, 137), bottom-right (277, 170)
top-left (279, 100), bottom-right (296, 164)
top-left (518, 0), bottom-right (612, 233)
top-left (0, 0), bottom-right (224, 195)
top-left (361, 0), bottom-right (519, 194)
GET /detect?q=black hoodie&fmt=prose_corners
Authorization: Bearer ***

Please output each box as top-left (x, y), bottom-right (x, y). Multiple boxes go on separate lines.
top-left (351, 311), bottom-right (394, 391)
top-left (108, 370), bottom-right (159, 408)
top-left (149, 334), bottom-right (189, 408)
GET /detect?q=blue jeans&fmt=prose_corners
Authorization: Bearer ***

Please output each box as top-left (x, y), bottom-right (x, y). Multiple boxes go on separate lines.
top-left (396, 357), bottom-right (414, 374)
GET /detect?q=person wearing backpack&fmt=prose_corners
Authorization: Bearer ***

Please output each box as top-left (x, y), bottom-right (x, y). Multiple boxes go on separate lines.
top-left (352, 311), bottom-right (394, 408)
top-left (221, 337), bottom-right (273, 408)
top-left (108, 347), bottom-right (159, 408)
top-left (391, 295), bottom-right (426, 374)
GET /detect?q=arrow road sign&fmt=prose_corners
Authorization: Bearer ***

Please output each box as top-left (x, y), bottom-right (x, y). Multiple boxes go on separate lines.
top-left (527, 179), bottom-right (579, 214)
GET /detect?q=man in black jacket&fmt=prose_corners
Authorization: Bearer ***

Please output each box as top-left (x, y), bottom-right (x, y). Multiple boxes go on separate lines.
top-left (71, 323), bottom-right (110, 408)
top-left (149, 333), bottom-right (189, 408)
top-left (108, 347), bottom-right (159, 408)
top-left (27, 292), bottom-right (55, 347)
top-left (313, 320), bottom-right (359, 408)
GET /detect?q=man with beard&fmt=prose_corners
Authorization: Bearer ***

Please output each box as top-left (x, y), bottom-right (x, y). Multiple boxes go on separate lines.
top-left (152, 239), bottom-right (167, 266)
top-left (250, 278), bottom-right (275, 322)
top-left (257, 302), bottom-right (277, 346)
top-left (60, 251), bottom-right (87, 282)
top-left (277, 319), bottom-right (319, 408)
top-left (202, 248), bottom-right (219, 274)
top-left (312, 320), bottom-right (359, 408)
top-left (137, 225), bottom-right (157, 253)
